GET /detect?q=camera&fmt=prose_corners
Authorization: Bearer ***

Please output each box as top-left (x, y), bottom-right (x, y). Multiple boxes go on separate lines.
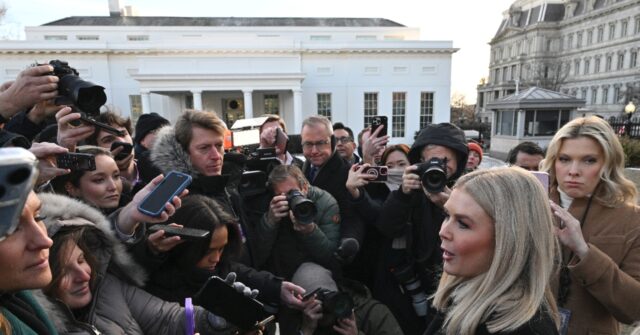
top-left (415, 158), bottom-right (448, 193)
top-left (0, 148), bottom-right (39, 242)
top-left (286, 189), bottom-right (317, 225)
top-left (46, 60), bottom-right (106, 115)
top-left (361, 165), bottom-right (388, 182)
top-left (391, 262), bottom-right (428, 317)
top-left (315, 288), bottom-right (355, 321)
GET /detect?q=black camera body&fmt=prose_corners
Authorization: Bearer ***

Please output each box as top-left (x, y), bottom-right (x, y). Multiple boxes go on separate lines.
top-left (415, 158), bottom-right (448, 193)
top-left (315, 288), bottom-right (354, 321)
top-left (361, 165), bottom-right (388, 182)
top-left (47, 60), bottom-right (106, 115)
top-left (286, 189), bottom-right (317, 225)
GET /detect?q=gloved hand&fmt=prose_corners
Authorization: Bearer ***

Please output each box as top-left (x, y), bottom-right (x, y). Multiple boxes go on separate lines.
top-left (223, 272), bottom-right (260, 299)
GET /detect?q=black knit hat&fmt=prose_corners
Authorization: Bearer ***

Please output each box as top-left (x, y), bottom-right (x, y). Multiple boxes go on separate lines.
top-left (134, 113), bottom-right (169, 144)
top-left (0, 129), bottom-right (30, 149)
top-left (408, 123), bottom-right (469, 180)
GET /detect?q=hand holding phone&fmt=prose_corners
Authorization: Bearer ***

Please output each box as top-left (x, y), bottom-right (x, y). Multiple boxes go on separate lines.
top-left (137, 171), bottom-right (192, 217)
top-left (147, 224), bottom-right (210, 241)
top-left (56, 153), bottom-right (96, 171)
top-left (370, 116), bottom-right (388, 137)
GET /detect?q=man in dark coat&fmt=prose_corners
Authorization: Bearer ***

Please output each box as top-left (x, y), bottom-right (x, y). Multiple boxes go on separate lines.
top-left (376, 123), bottom-right (469, 335)
top-left (133, 112), bottom-right (169, 185)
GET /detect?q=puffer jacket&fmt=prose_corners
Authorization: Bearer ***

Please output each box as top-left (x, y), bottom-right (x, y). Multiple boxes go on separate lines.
top-left (35, 193), bottom-right (232, 335)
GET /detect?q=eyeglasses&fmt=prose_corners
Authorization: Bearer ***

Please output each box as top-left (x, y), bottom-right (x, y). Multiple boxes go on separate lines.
top-left (302, 140), bottom-right (331, 150)
top-left (335, 136), bottom-right (353, 144)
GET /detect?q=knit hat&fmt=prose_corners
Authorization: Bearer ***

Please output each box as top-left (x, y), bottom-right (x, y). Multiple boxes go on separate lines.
top-left (134, 113), bottom-right (169, 144)
top-left (467, 142), bottom-right (483, 163)
top-left (408, 123), bottom-right (469, 180)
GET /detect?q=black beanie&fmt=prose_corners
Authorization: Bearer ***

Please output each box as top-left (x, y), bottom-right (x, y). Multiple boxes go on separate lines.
top-left (408, 123), bottom-right (469, 180)
top-left (0, 130), bottom-right (30, 149)
top-left (134, 113), bottom-right (169, 144)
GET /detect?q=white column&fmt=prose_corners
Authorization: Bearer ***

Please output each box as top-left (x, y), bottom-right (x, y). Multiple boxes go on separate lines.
top-left (192, 90), bottom-right (203, 110)
top-left (141, 91), bottom-right (151, 114)
top-left (243, 89), bottom-right (254, 119)
top-left (293, 89), bottom-right (303, 133)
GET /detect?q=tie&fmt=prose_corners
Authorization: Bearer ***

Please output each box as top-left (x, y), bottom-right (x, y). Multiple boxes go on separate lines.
top-left (308, 166), bottom-right (318, 182)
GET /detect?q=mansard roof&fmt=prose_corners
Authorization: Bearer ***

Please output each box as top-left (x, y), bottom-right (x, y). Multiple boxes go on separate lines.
top-left (42, 16), bottom-right (405, 27)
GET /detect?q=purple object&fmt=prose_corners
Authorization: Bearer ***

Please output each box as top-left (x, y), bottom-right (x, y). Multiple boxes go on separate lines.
top-left (185, 297), bottom-right (195, 335)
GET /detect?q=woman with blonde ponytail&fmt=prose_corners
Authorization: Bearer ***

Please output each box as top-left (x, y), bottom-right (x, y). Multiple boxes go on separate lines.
top-left (425, 167), bottom-right (560, 335)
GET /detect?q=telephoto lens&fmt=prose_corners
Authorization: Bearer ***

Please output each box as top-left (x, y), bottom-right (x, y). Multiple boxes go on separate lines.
top-left (415, 157), bottom-right (448, 193)
top-left (286, 189), bottom-right (317, 224)
top-left (391, 263), bottom-right (428, 317)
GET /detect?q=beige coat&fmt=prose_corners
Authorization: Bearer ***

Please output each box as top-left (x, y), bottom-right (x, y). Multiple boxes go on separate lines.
top-left (551, 189), bottom-right (640, 335)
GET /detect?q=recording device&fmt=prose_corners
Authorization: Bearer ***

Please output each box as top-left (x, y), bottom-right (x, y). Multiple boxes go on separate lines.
top-left (370, 116), bottom-right (388, 137)
top-left (42, 60), bottom-right (124, 137)
top-left (286, 189), bottom-right (317, 225)
top-left (362, 165), bottom-right (388, 182)
top-left (138, 171), bottom-right (192, 217)
top-left (194, 276), bottom-right (269, 330)
top-left (147, 224), bottom-right (210, 241)
top-left (313, 288), bottom-right (355, 322)
top-left (110, 141), bottom-right (133, 161)
top-left (0, 148), bottom-right (38, 241)
top-left (390, 263), bottom-right (428, 317)
top-left (302, 287), bottom-right (323, 301)
top-left (56, 152), bottom-right (96, 172)
top-left (415, 158), bottom-right (448, 193)
top-left (238, 170), bottom-right (268, 197)
top-left (531, 171), bottom-right (550, 194)
top-left (335, 238), bottom-right (360, 264)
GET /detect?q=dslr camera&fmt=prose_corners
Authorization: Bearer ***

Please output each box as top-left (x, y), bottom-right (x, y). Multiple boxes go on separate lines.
top-left (45, 60), bottom-right (106, 115)
top-left (286, 189), bottom-right (317, 225)
top-left (315, 288), bottom-right (355, 324)
top-left (0, 148), bottom-right (39, 242)
top-left (415, 157), bottom-right (448, 193)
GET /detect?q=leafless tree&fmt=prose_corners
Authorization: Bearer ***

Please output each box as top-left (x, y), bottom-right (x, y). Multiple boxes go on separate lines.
top-left (450, 93), bottom-right (476, 124)
top-left (532, 59), bottom-right (570, 91)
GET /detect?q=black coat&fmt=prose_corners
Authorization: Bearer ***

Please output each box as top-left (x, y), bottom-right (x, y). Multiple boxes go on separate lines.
top-left (424, 308), bottom-right (559, 335)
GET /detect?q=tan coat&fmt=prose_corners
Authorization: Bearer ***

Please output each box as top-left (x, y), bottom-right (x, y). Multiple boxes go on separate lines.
top-left (551, 189), bottom-right (640, 335)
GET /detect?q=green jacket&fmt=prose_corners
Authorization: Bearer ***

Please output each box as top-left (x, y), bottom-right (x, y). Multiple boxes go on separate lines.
top-left (0, 291), bottom-right (58, 335)
top-left (254, 185), bottom-right (341, 279)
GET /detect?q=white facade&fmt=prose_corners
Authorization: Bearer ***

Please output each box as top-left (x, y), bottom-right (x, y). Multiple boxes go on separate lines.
top-left (0, 17), bottom-right (457, 144)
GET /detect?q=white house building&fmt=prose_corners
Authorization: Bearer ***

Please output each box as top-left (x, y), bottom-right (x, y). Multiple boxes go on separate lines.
top-left (0, 3), bottom-right (457, 144)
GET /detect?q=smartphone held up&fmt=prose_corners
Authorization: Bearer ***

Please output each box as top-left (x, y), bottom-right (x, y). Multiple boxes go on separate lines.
top-left (138, 171), bottom-right (192, 217)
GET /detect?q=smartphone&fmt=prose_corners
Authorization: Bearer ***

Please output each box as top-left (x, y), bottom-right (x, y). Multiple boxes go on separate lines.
top-left (110, 141), bottom-right (133, 161)
top-left (56, 153), bottom-right (96, 171)
top-left (531, 171), bottom-right (550, 194)
top-left (0, 148), bottom-right (38, 241)
top-left (67, 107), bottom-right (125, 137)
top-left (137, 171), bottom-right (192, 217)
top-left (302, 287), bottom-right (323, 301)
top-left (147, 224), bottom-right (210, 241)
top-left (370, 116), bottom-right (388, 137)
top-left (361, 165), bottom-right (388, 182)
top-left (194, 276), bottom-right (268, 330)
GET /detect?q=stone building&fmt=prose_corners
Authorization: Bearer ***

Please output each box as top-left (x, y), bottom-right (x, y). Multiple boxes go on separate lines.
top-left (476, 0), bottom-right (640, 123)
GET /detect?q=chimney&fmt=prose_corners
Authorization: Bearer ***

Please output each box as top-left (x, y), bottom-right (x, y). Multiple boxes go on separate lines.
top-left (109, 0), bottom-right (121, 17)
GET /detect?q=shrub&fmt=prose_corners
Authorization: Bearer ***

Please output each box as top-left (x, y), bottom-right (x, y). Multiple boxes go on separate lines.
top-left (619, 137), bottom-right (640, 167)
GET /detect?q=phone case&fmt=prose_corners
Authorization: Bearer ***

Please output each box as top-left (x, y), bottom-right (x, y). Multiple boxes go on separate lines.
top-left (56, 153), bottom-right (96, 171)
top-left (147, 224), bottom-right (210, 241)
top-left (137, 171), bottom-right (192, 217)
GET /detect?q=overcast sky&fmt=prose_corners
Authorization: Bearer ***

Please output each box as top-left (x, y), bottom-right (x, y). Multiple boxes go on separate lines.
top-left (1, 0), bottom-right (515, 104)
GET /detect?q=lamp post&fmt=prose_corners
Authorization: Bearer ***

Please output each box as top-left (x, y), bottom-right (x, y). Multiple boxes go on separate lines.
top-left (625, 101), bottom-right (636, 137)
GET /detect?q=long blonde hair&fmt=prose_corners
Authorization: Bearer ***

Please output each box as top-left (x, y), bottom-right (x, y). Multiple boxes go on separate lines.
top-left (433, 167), bottom-right (560, 335)
top-left (540, 116), bottom-right (637, 206)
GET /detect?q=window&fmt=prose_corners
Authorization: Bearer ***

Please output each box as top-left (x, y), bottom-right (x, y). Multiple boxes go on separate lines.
top-left (76, 35), bottom-right (99, 41)
top-left (129, 95), bottom-right (142, 124)
top-left (524, 110), bottom-right (570, 136)
top-left (263, 94), bottom-right (279, 115)
top-left (419, 92), bottom-right (434, 129)
top-left (546, 39), bottom-right (552, 51)
top-left (631, 51), bottom-right (638, 68)
top-left (127, 35), bottom-right (149, 41)
top-left (495, 68), bottom-right (501, 83)
top-left (383, 35), bottom-right (404, 41)
top-left (496, 110), bottom-right (517, 136)
top-left (584, 59), bottom-right (590, 75)
top-left (310, 35), bottom-right (331, 41)
top-left (606, 56), bottom-right (612, 71)
top-left (581, 88), bottom-right (588, 99)
top-left (591, 88), bottom-right (598, 104)
top-left (574, 60), bottom-right (581, 75)
top-left (44, 35), bottom-right (67, 40)
top-left (392, 92), bottom-right (406, 137)
top-left (595, 57), bottom-right (601, 73)
top-left (363, 93), bottom-right (378, 128)
top-left (636, 17), bottom-right (640, 34)
top-left (617, 53), bottom-right (625, 70)
top-left (609, 23), bottom-right (616, 40)
top-left (602, 87), bottom-right (609, 104)
top-left (597, 26), bottom-right (604, 43)
top-left (510, 65), bottom-right (517, 80)
top-left (317, 93), bottom-right (332, 120)
top-left (621, 20), bottom-right (628, 37)
top-left (559, 37), bottom-right (564, 51)
top-left (576, 32), bottom-right (583, 48)
top-left (587, 30), bottom-right (593, 45)
top-left (502, 66), bottom-right (508, 82)
top-left (356, 35), bottom-right (377, 41)
top-left (614, 87), bottom-right (620, 103)
top-left (568, 34), bottom-right (574, 49)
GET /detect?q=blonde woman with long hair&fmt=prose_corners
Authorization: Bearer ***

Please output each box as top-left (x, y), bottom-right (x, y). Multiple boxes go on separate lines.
top-left (541, 116), bottom-right (640, 335)
top-left (425, 167), bottom-right (560, 335)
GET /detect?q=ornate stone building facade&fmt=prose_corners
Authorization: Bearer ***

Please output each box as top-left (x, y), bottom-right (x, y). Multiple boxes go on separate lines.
top-left (476, 0), bottom-right (640, 122)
